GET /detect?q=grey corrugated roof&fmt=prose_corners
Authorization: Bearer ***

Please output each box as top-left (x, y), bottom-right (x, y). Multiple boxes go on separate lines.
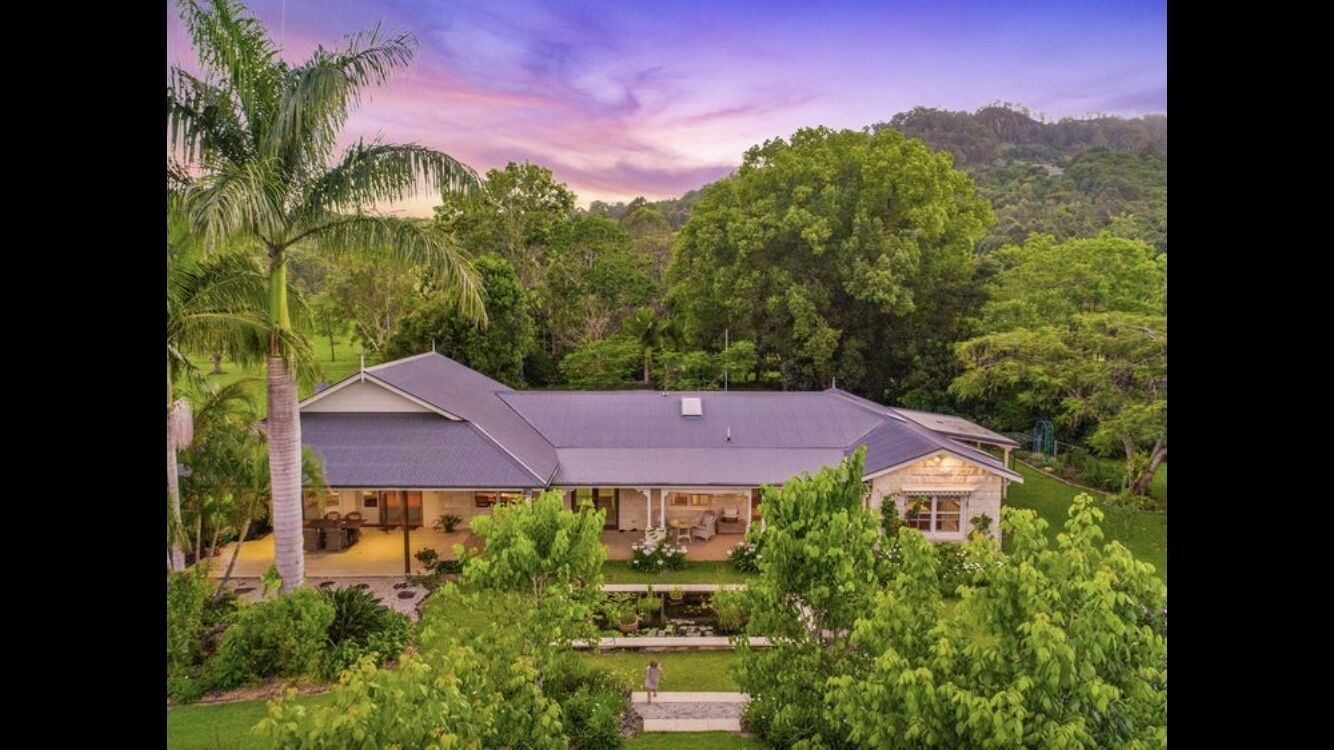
top-left (498, 390), bottom-right (883, 448)
top-left (366, 353), bottom-right (558, 483)
top-left (552, 448), bottom-right (847, 486)
top-left (303, 353), bottom-right (1020, 487)
top-left (890, 407), bottom-right (1020, 447)
top-left (301, 413), bottom-right (540, 488)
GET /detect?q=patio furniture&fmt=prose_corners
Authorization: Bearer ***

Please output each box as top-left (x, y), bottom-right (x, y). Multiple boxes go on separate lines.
top-left (303, 526), bottom-right (323, 553)
top-left (668, 517), bottom-right (693, 545)
top-left (343, 512), bottom-right (364, 544)
top-left (325, 526), bottom-right (350, 552)
top-left (718, 507), bottom-right (746, 534)
top-left (324, 510), bottom-right (342, 522)
top-left (691, 511), bottom-right (717, 541)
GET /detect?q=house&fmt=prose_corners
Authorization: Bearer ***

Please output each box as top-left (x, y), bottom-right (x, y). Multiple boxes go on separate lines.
top-left (279, 352), bottom-right (1020, 575)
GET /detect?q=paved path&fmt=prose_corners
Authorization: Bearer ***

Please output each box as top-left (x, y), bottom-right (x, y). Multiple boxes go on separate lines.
top-left (632, 692), bottom-right (750, 732)
top-left (572, 636), bottom-right (771, 650)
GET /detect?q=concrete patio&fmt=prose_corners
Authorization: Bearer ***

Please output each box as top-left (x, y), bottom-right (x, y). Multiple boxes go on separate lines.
top-left (200, 527), bottom-right (481, 578)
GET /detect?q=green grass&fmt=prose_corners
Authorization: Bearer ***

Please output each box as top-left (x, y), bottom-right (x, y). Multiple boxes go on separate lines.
top-left (627, 733), bottom-right (766, 749)
top-left (1008, 461), bottom-right (1166, 580)
top-left (185, 332), bottom-right (377, 416)
top-left (586, 650), bottom-right (741, 692)
top-left (167, 692), bottom-right (335, 750)
top-left (602, 561), bottom-right (755, 585)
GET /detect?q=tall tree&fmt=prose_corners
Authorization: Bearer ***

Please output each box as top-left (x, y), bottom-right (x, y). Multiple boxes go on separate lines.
top-left (166, 195), bottom-right (286, 571)
top-left (669, 126), bottom-right (993, 401)
top-left (168, 0), bottom-right (483, 591)
top-left (734, 448), bottom-right (887, 747)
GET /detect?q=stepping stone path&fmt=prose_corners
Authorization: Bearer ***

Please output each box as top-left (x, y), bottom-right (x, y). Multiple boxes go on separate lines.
top-left (632, 692), bottom-right (748, 733)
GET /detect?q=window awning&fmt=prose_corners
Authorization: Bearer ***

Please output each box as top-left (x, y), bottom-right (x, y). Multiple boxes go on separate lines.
top-left (900, 488), bottom-right (972, 496)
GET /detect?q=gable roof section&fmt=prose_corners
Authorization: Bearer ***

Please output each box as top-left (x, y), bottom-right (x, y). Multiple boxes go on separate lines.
top-left (366, 354), bottom-right (559, 483)
top-left (301, 413), bottom-right (540, 488)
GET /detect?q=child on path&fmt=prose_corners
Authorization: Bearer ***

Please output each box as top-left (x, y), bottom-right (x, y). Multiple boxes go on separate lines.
top-left (644, 660), bottom-right (663, 704)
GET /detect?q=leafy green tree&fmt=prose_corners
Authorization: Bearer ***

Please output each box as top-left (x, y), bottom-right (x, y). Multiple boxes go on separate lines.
top-left (383, 255), bottom-right (536, 385)
top-left (826, 497), bottom-right (1167, 748)
top-left (463, 490), bottom-right (607, 678)
top-left (734, 448), bottom-right (886, 748)
top-left (324, 255), bottom-right (422, 354)
top-left (620, 197), bottom-right (675, 281)
top-left (308, 289), bottom-right (344, 363)
top-left (168, 0), bottom-right (483, 591)
top-left (259, 643), bottom-right (565, 749)
top-left (669, 126), bottom-right (992, 401)
top-left (953, 312), bottom-right (1166, 495)
top-left (979, 233), bottom-right (1166, 333)
top-left (558, 336), bottom-right (644, 389)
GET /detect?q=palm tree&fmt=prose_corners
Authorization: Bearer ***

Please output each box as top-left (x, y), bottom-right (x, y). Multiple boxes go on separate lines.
top-left (167, 195), bottom-right (292, 571)
top-left (168, 0), bottom-right (485, 592)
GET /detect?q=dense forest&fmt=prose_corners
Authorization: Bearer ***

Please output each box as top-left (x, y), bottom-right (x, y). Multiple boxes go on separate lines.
top-left (284, 103), bottom-right (1165, 492)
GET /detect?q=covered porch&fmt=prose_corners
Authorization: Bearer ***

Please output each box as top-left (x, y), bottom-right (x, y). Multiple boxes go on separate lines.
top-left (202, 527), bottom-right (482, 578)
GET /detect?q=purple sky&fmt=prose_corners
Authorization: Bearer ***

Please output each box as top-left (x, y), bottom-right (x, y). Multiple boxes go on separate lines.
top-left (167, 0), bottom-right (1166, 214)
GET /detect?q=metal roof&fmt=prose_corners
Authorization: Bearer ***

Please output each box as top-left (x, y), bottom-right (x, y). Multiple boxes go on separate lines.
top-left (301, 353), bottom-right (1021, 487)
top-left (301, 413), bottom-right (540, 488)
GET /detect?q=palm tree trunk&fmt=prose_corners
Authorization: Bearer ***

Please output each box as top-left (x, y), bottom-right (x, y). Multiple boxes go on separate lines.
top-left (218, 518), bottom-right (252, 593)
top-left (195, 514), bottom-right (204, 565)
top-left (167, 364), bottom-right (186, 572)
top-left (268, 251), bottom-right (305, 593)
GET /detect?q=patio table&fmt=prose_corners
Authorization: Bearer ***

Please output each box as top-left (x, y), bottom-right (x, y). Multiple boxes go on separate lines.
top-left (668, 518), bottom-right (693, 545)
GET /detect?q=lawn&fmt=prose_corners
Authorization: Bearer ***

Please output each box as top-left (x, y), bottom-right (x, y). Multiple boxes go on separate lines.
top-left (585, 650), bottom-right (741, 692)
top-left (602, 561), bottom-right (755, 585)
top-left (167, 692), bottom-right (335, 750)
top-left (627, 732), bottom-right (766, 749)
top-left (1007, 461), bottom-right (1166, 580)
top-left (184, 330), bottom-right (377, 416)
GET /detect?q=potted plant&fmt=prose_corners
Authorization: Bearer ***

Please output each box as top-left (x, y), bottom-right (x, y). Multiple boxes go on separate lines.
top-left (668, 585), bottom-right (685, 603)
top-left (616, 608), bottom-right (639, 633)
top-left (433, 514), bottom-right (464, 533)
top-left (415, 547), bottom-right (440, 571)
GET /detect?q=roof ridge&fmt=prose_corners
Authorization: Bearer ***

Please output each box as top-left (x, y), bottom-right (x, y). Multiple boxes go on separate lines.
top-left (365, 350), bottom-right (438, 372)
top-left (461, 421), bottom-right (546, 485)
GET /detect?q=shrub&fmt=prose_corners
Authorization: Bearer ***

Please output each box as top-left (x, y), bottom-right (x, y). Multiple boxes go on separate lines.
top-left (562, 687), bottom-right (622, 750)
top-left (629, 537), bottom-right (686, 573)
top-left (968, 513), bottom-right (993, 540)
top-left (712, 589), bottom-right (750, 634)
top-left (167, 570), bottom-right (210, 680)
top-left (435, 558), bottom-right (464, 575)
top-left (323, 586), bottom-right (388, 646)
top-left (935, 543), bottom-right (971, 598)
top-left (728, 525), bottom-right (765, 573)
top-left (204, 589), bottom-right (334, 691)
top-left (544, 654), bottom-right (630, 750)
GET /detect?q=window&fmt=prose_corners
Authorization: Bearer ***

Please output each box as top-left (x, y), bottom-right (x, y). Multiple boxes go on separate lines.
top-left (361, 491), bottom-right (379, 509)
top-left (903, 493), bottom-right (967, 533)
top-left (475, 491), bottom-right (523, 508)
top-left (324, 491), bottom-right (341, 509)
top-left (669, 492), bottom-right (712, 507)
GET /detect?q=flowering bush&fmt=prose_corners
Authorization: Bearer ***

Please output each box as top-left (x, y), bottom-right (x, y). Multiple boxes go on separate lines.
top-left (729, 540), bottom-right (762, 573)
top-left (629, 538), bottom-right (687, 573)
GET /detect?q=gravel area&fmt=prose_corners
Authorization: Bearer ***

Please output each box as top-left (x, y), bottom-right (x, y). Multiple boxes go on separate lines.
top-left (219, 576), bottom-right (433, 620)
top-left (635, 701), bottom-right (746, 720)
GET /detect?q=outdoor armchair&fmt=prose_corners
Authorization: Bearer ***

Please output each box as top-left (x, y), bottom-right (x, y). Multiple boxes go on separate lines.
top-left (691, 511), bottom-right (717, 541)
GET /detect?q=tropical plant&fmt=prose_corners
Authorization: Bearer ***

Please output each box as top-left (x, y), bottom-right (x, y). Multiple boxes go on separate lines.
top-left (168, 0), bottom-right (485, 591)
top-left (166, 195), bottom-right (288, 571)
top-left (432, 513), bottom-right (464, 533)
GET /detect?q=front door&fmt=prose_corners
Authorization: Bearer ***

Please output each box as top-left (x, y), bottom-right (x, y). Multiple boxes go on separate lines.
top-left (381, 491), bottom-right (402, 528)
top-left (575, 488), bottom-right (619, 530)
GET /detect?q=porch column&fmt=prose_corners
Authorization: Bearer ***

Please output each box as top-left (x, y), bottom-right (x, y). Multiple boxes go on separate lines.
top-left (401, 491), bottom-right (411, 575)
top-left (659, 489), bottom-right (666, 529)
top-left (644, 489), bottom-right (652, 529)
top-left (1002, 446), bottom-right (1013, 499)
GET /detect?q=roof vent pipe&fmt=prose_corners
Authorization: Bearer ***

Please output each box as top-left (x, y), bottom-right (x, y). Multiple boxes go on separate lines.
top-left (726, 427), bottom-right (732, 442)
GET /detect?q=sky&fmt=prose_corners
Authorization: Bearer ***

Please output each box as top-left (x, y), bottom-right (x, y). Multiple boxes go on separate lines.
top-left (166, 0), bottom-right (1166, 215)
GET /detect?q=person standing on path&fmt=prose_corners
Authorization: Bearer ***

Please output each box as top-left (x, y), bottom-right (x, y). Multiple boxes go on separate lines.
top-left (644, 660), bottom-right (663, 704)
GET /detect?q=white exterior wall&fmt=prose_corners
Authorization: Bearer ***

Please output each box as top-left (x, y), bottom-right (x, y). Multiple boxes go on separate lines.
top-left (866, 452), bottom-right (1005, 542)
top-left (303, 381), bottom-right (433, 413)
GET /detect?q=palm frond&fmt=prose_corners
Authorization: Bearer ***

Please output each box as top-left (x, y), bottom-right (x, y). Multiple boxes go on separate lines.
top-left (264, 23), bottom-right (416, 166)
top-left (183, 157), bottom-right (287, 244)
top-left (298, 139), bottom-right (478, 216)
top-left (296, 214), bottom-right (487, 325)
top-left (175, 0), bottom-right (283, 142)
top-left (167, 68), bottom-right (253, 165)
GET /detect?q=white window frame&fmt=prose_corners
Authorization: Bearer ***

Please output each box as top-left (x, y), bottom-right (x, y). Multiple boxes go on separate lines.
top-left (901, 492), bottom-right (970, 537)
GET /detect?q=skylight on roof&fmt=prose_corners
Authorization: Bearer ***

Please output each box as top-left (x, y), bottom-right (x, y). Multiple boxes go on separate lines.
top-left (680, 397), bottom-right (703, 417)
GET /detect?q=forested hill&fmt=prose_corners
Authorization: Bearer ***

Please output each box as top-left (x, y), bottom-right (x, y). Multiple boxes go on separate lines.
top-left (587, 104), bottom-right (1166, 252)
top-left (878, 105), bottom-right (1166, 253)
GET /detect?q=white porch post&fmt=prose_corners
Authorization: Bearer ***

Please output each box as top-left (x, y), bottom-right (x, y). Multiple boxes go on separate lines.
top-left (659, 489), bottom-right (666, 528)
top-left (644, 488), bottom-right (652, 529)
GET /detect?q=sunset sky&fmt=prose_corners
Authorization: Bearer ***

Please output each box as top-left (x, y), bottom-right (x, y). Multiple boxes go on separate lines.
top-left (166, 0), bottom-right (1167, 215)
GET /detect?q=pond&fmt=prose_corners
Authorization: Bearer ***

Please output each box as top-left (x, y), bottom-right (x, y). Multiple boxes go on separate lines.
top-left (601, 592), bottom-right (741, 637)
